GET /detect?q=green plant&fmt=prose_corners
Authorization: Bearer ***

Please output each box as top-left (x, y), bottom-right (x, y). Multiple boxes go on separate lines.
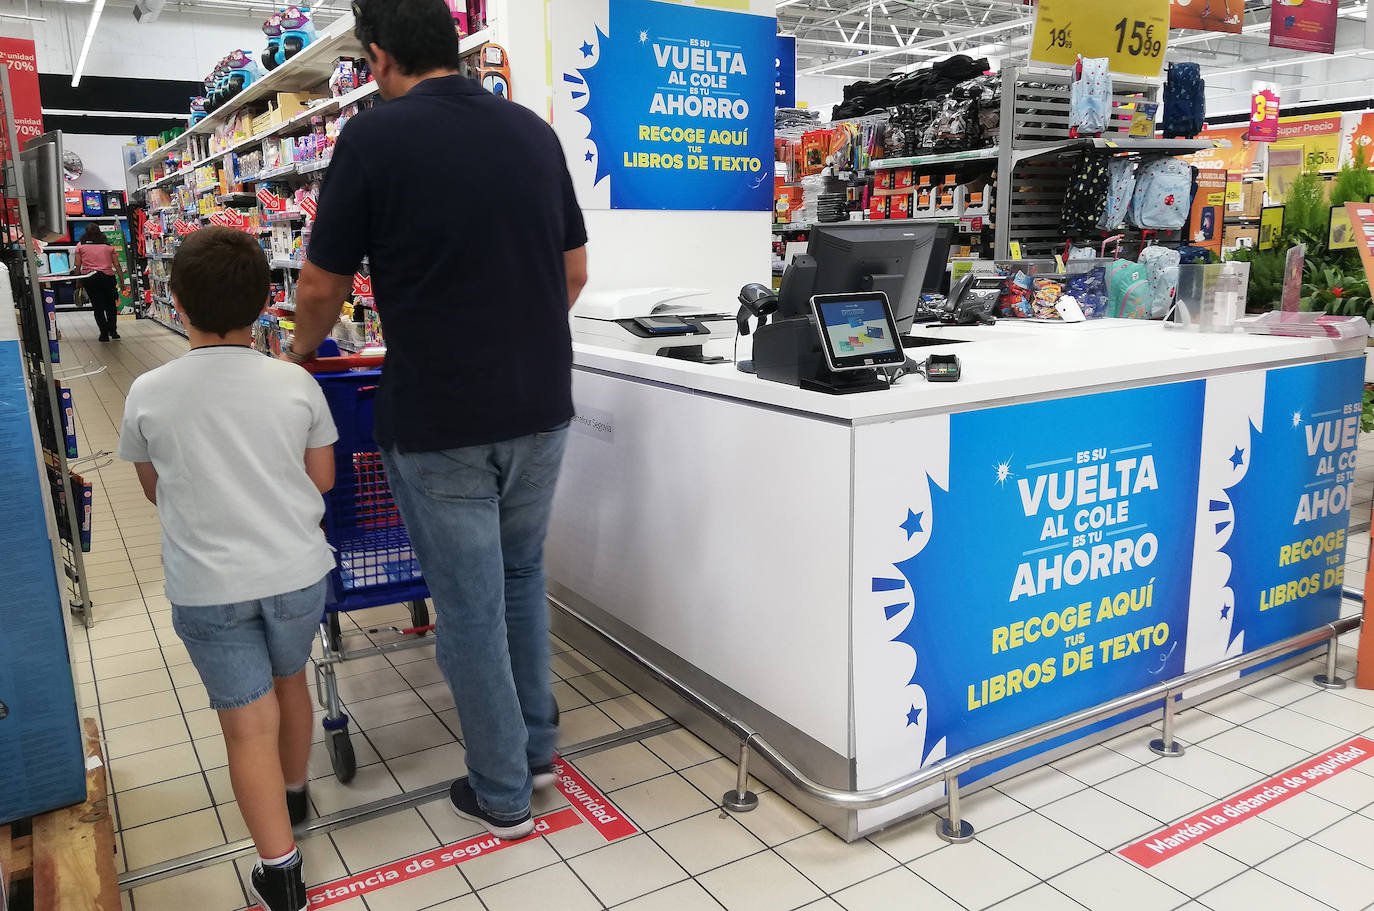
top-left (1226, 246), bottom-right (1288, 310)
top-left (1330, 145), bottom-right (1374, 209)
top-left (1364, 387), bottom-right (1374, 434)
top-left (1300, 264), bottom-right (1373, 319)
top-left (1281, 171), bottom-right (1331, 251)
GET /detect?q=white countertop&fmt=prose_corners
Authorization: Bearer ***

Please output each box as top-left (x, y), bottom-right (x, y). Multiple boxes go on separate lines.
top-left (573, 320), bottom-right (1366, 423)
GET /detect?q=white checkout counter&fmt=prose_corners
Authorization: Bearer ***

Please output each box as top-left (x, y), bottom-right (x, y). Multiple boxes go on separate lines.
top-left (546, 318), bottom-right (1367, 839)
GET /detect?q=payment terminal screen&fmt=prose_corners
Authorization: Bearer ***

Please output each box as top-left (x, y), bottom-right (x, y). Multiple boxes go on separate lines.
top-left (817, 297), bottom-right (898, 358)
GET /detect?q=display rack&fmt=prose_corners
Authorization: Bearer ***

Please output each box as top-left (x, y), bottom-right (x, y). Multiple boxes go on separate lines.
top-left (0, 68), bottom-right (94, 626)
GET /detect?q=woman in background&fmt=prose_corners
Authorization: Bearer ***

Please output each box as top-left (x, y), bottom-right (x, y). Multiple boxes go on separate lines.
top-left (73, 225), bottom-right (124, 342)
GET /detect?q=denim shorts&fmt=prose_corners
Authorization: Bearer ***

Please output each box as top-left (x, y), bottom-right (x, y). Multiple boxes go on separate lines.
top-left (171, 575), bottom-right (328, 711)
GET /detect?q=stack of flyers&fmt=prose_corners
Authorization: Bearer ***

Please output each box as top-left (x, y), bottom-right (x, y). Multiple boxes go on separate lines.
top-left (55, 381), bottom-right (77, 459)
top-left (44, 287), bottom-right (59, 363)
top-left (71, 471), bottom-right (93, 552)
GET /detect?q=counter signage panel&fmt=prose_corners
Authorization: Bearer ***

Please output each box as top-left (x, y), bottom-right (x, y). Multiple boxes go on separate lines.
top-left (551, 0), bottom-right (776, 212)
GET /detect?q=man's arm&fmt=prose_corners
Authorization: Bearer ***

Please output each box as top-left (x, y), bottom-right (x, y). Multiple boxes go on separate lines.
top-left (304, 445), bottom-right (335, 494)
top-left (290, 262), bottom-right (353, 359)
top-left (566, 246), bottom-right (588, 310)
top-left (134, 462), bottom-right (158, 505)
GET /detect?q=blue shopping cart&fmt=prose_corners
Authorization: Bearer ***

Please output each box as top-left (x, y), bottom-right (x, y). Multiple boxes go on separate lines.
top-left (308, 355), bottom-right (433, 782)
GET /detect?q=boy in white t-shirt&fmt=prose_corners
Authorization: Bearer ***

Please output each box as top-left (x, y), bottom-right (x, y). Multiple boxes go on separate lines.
top-left (118, 227), bottom-right (338, 911)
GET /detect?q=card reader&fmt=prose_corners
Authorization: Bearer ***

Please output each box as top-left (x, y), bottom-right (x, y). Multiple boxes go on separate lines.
top-left (924, 353), bottom-right (961, 382)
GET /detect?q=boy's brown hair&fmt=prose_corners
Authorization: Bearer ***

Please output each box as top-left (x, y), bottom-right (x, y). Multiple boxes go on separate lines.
top-left (170, 226), bottom-right (270, 336)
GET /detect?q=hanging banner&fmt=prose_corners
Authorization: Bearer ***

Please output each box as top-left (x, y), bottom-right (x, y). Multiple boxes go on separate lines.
top-left (1270, 0), bottom-right (1339, 53)
top-left (1030, 0), bottom-right (1170, 79)
top-left (0, 38), bottom-right (43, 164)
top-left (1188, 168), bottom-right (1227, 258)
top-left (552, 0), bottom-right (777, 212)
top-left (776, 35), bottom-right (796, 108)
top-left (1250, 90), bottom-right (1280, 143)
top-left (1170, 0), bottom-right (1243, 34)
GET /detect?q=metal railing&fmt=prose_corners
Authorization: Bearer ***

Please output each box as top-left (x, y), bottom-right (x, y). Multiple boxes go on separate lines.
top-left (550, 591), bottom-right (1365, 844)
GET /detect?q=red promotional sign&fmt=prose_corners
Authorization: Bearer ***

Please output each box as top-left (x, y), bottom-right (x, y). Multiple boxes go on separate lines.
top-left (256, 187), bottom-right (286, 213)
top-left (352, 273), bottom-right (373, 298)
top-left (223, 209), bottom-right (247, 229)
top-left (0, 38), bottom-right (43, 163)
top-left (174, 219), bottom-right (197, 236)
top-left (1250, 90), bottom-right (1280, 143)
top-left (301, 195), bottom-right (318, 220)
top-left (1270, 0), bottom-right (1338, 53)
top-left (1121, 737), bottom-right (1374, 868)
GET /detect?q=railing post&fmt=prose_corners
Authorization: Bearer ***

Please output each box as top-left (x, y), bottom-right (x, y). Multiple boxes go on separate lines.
top-left (936, 771), bottom-right (975, 843)
top-left (1314, 636), bottom-right (1348, 689)
top-left (722, 738), bottom-right (759, 812)
top-left (1149, 691), bottom-right (1186, 757)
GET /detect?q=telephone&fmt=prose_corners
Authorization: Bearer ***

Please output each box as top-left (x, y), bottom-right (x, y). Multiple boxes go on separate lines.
top-left (945, 272), bottom-right (1002, 326)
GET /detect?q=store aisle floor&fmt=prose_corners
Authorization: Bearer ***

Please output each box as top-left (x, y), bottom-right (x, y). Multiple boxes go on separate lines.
top-left (60, 312), bottom-right (1374, 911)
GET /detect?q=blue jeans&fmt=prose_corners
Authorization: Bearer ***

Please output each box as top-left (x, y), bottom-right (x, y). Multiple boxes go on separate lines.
top-left (382, 425), bottom-right (568, 820)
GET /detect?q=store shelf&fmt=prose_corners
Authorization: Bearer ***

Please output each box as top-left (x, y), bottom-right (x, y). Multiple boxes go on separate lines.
top-left (266, 211), bottom-right (305, 223)
top-left (250, 163), bottom-right (300, 182)
top-left (67, 214), bottom-right (129, 223)
top-left (1012, 136), bottom-right (1212, 164)
top-left (296, 158), bottom-right (332, 176)
top-left (270, 259), bottom-right (303, 270)
top-left (216, 192), bottom-right (257, 205)
top-left (871, 148), bottom-right (1000, 169)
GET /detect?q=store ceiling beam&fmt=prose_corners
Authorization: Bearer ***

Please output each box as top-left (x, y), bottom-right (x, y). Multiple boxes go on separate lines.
top-left (800, 14), bottom-right (1032, 75)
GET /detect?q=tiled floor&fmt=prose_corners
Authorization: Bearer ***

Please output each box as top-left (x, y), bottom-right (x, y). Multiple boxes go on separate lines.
top-left (56, 313), bottom-right (1374, 910)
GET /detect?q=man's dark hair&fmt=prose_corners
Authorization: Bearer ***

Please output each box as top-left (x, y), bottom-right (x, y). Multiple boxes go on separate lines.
top-left (170, 226), bottom-right (270, 336)
top-left (353, 0), bottom-right (460, 75)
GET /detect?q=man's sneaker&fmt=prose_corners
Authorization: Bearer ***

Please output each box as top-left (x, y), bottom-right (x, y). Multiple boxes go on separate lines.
top-left (532, 764), bottom-right (557, 790)
top-left (286, 786), bottom-right (310, 828)
top-left (449, 778), bottom-right (534, 840)
top-left (248, 853), bottom-right (307, 911)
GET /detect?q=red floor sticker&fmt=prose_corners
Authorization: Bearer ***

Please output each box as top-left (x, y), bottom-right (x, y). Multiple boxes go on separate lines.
top-left (551, 754), bottom-right (640, 841)
top-left (1120, 737), bottom-right (1374, 869)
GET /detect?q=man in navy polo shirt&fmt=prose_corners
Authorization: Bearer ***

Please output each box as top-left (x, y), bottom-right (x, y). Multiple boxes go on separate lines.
top-left (289, 0), bottom-right (589, 841)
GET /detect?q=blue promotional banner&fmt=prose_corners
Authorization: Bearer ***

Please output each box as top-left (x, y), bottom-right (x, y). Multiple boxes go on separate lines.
top-left (857, 382), bottom-right (1205, 784)
top-left (1223, 359), bottom-right (1364, 659)
top-left (554, 0), bottom-right (776, 211)
top-left (776, 35), bottom-right (797, 107)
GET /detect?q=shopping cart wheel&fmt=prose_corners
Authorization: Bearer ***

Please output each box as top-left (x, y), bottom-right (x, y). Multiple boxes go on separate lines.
top-left (326, 726), bottom-right (356, 783)
top-left (408, 600), bottom-right (430, 635)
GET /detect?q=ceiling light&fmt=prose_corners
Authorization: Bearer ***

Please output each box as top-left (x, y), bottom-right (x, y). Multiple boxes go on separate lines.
top-left (71, 0), bottom-right (106, 88)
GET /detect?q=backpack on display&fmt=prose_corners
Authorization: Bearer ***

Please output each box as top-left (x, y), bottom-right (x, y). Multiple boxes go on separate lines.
top-left (1108, 259), bottom-right (1152, 319)
top-left (1070, 57), bottom-right (1112, 136)
top-left (1099, 158), bottom-right (1137, 231)
top-left (1061, 152), bottom-right (1112, 235)
top-left (1066, 267), bottom-right (1110, 318)
top-left (1129, 158), bottom-right (1194, 230)
top-left (1162, 63), bottom-right (1206, 139)
top-left (1177, 245), bottom-right (1215, 265)
top-left (1139, 245), bottom-right (1181, 318)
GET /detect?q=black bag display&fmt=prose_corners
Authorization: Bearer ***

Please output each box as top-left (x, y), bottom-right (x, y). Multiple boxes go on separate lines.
top-left (1061, 152), bottom-right (1113, 235)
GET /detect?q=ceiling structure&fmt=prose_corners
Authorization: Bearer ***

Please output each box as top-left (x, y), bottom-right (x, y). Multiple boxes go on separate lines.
top-left (779, 0), bottom-right (1374, 114)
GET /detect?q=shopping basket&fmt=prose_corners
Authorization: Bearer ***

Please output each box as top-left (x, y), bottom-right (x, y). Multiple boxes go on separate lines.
top-left (307, 354), bottom-right (433, 782)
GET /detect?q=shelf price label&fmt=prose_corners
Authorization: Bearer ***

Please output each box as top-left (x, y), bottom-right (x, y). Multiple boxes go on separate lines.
top-left (1030, 0), bottom-right (1169, 79)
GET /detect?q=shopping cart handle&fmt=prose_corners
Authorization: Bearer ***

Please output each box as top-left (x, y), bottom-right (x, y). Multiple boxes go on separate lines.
top-left (303, 355), bottom-right (386, 374)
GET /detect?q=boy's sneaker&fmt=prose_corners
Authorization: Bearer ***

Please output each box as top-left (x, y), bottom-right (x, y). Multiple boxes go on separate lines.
top-left (248, 853), bottom-right (307, 911)
top-left (286, 786), bottom-right (310, 828)
top-left (449, 778), bottom-right (534, 840)
top-left (532, 764), bottom-right (557, 790)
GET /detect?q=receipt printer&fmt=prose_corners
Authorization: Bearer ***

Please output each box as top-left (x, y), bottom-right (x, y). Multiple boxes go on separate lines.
top-left (572, 287), bottom-right (736, 361)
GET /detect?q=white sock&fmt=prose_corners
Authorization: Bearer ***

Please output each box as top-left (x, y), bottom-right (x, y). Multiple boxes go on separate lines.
top-left (259, 846), bottom-right (299, 868)
top-left (286, 780), bottom-right (308, 793)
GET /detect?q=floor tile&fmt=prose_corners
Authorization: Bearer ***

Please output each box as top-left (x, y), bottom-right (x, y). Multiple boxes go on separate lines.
top-left (774, 828), bottom-right (896, 893)
top-left (385, 740), bottom-right (467, 792)
top-left (567, 669), bottom-right (632, 703)
top-left (1095, 766), bottom-right (1214, 824)
top-left (908, 841), bottom-right (1038, 911)
top-left (1290, 692), bottom-right (1374, 733)
top-left (367, 714), bottom-right (456, 760)
top-left (344, 690), bottom-right (433, 730)
top-left (330, 808), bottom-right (440, 873)
top-left (1198, 869), bottom-right (1334, 911)
top-left (575, 742), bottom-right (672, 793)
top-left (415, 800), bottom-right (484, 846)
top-left (641, 728), bottom-right (721, 771)
top-left (1260, 792), bottom-right (1351, 837)
top-left (362, 867), bottom-right (471, 911)
top-left (334, 667), bottom-right (413, 704)
top-left (105, 713), bottom-right (190, 760)
top-left (599, 693), bottom-right (668, 729)
top-left (551, 680), bottom-right (591, 713)
top-left (122, 807), bottom-right (225, 868)
top-left (698, 850), bottom-right (824, 911)
top-left (1246, 708), bottom-right (1352, 754)
top-left (988, 884), bottom-right (1088, 910)
top-left (1050, 853), bottom-right (1189, 911)
top-left (1158, 708), bottom-right (1234, 745)
top-left (1243, 674), bottom-right (1322, 707)
top-left (1198, 728), bottom-right (1309, 775)
top-left (193, 734), bottom-right (228, 770)
top-left (611, 773), bottom-right (716, 831)
top-left (98, 667), bottom-right (174, 703)
top-left (736, 791), bottom-right (823, 848)
top-left (550, 651), bottom-right (601, 680)
top-left (1051, 745), bottom-right (1139, 786)
top-left (115, 772), bottom-right (213, 830)
top-left (1200, 816), bottom-right (1302, 866)
top-left (1198, 690), bottom-right (1280, 725)
top-left (936, 787), bottom-right (1029, 831)
top-left (1150, 746), bottom-right (1264, 799)
top-left (309, 762), bottom-right (402, 816)
top-left (130, 861), bottom-right (244, 911)
top-left (1307, 763), bottom-right (1374, 810)
top-left (1142, 843), bottom-right (1247, 897)
top-left (457, 836), bottom-right (562, 891)
top-left (678, 757), bottom-right (765, 801)
top-left (1040, 789), bottom-right (1162, 850)
top-left (1311, 811), bottom-right (1374, 868)
top-left (615, 879), bottom-right (727, 911)
top-left (110, 741), bottom-right (200, 792)
top-left (994, 765), bottom-right (1085, 809)
top-left (650, 810), bottom-right (767, 875)
top-left (557, 705), bottom-right (621, 747)
top-left (977, 811), bottom-right (1101, 880)
top-left (91, 647), bottom-right (165, 681)
top-left (1258, 840), bottom-right (1374, 910)
top-left (832, 865), bottom-right (965, 911)
top-left (477, 862), bottom-right (597, 911)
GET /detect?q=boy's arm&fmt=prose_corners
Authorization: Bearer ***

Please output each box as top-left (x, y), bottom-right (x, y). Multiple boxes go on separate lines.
top-left (134, 462), bottom-right (158, 504)
top-left (305, 446), bottom-right (334, 494)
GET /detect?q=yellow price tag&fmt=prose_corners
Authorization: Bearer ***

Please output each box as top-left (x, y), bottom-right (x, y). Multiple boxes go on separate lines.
top-left (1009, 241), bottom-right (1024, 259)
top-left (1030, 0), bottom-right (1169, 79)
top-left (1207, 192), bottom-right (1226, 206)
top-left (1225, 183), bottom-right (1243, 207)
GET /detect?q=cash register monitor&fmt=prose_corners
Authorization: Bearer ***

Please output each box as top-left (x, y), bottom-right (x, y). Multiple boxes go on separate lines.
top-left (778, 222), bottom-right (942, 331)
top-left (810, 292), bottom-right (906, 373)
